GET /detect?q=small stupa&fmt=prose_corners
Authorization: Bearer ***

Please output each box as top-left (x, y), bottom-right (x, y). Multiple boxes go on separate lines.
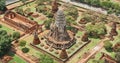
top-left (52, 0), bottom-right (58, 13)
top-left (60, 48), bottom-right (68, 59)
top-left (33, 25), bottom-right (40, 45)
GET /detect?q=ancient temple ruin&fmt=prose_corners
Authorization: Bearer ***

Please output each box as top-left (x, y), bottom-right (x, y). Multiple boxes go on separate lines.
top-left (4, 10), bottom-right (37, 33)
top-left (45, 9), bottom-right (75, 49)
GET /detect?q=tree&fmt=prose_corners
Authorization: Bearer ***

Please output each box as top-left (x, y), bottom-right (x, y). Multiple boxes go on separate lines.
top-left (39, 54), bottom-right (54, 63)
top-left (66, 16), bottom-right (75, 25)
top-left (36, 5), bottom-right (46, 13)
top-left (0, 0), bottom-right (7, 11)
top-left (104, 40), bottom-right (113, 52)
top-left (0, 30), bottom-right (12, 57)
top-left (65, 6), bottom-right (78, 20)
top-left (0, 30), bottom-right (7, 35)
top-left (12, 32), bottom-right (20, 40)
top-left (19, 40), bottom-right (26, 47)
top-left (86, 22), bottom-right (106, 38)
top-left (44, 18), bottom-right (54, 29)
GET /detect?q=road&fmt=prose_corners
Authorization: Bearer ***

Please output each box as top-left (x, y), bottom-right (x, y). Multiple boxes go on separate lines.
top-left (77, 38), bottom-right (109, 63)
top-left (61, 0), bottom-right (107, 15)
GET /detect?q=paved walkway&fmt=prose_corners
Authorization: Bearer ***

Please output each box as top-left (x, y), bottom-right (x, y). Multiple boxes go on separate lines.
top-left (61, 0), bottom-right (107, 14)
top-left (7, 0), bottom-right (34, 10)
top-left (77, 38), bottom-right (109, 63)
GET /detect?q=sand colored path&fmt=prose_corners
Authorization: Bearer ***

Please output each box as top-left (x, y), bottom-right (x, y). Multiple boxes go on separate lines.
top-left (7, 0), bottom-right (34, 10)
top-left (77, 38), bottom-right (109, 63)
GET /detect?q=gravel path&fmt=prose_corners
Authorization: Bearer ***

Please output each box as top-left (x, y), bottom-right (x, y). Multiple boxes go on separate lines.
top-left (61, 0), bottom-right (107, 15)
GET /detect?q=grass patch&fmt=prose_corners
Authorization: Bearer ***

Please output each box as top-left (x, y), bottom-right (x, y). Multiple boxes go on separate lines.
top-left (8, 52), bottom-right (27, 63)
top-left (0, 25), bottom-right (14, 34)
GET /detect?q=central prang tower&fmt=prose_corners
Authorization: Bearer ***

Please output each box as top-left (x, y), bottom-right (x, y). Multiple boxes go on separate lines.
top-left (45, 9), bottom-right (75, 50)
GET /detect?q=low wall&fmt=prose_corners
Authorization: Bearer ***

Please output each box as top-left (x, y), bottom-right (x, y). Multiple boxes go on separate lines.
top-left (4, 10), bottom-right (37, 33)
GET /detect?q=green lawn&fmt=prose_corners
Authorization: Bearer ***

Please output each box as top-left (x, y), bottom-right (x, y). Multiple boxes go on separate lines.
top-left (8, 52), bottom-right (27, 63)
top-left (0, 25), bottom-right (14, 34)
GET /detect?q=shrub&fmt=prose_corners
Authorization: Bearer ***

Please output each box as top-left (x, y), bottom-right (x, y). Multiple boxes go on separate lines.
top-left (22, 47), bottom-right (29, 53)
top-left (19, 40), bottom-right (26, 47)
top-left (12, 32), bottom-right (20, 40)
top-left (86, 22), bottom-right (106, 38)
top-left (104, 40), bottom-right (113, 52)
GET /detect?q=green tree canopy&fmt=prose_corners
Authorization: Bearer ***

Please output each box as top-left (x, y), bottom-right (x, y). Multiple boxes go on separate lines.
top-left (19, 40), bottom-right (26, 47)
top-left (0, 0), bottom-right (6, 11)
top-left (86, 22), bottom-right (106, 38)
top-left (0, 30), bottom-right (12, 57)
top-left (65, 6), bottom-right (78, 20)
top-left (12, 32), bottom-right (20, 40)
top-left (104, 40), bottom-right (113, 52)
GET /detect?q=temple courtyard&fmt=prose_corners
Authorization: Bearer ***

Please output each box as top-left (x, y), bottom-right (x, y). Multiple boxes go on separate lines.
top-left (0, 0), bottom-right (120, 63)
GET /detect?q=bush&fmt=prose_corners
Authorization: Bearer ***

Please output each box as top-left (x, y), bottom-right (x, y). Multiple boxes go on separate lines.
top-left (0, 33), bottom-right (12, 57)
top-left (19, 40), bottom-right (26, 47)
top-left (22, 47), bottom-right (29, 53)
top-left (12, 32), bottom-right (20, 40)
top-left (104, 40), bottom-right (113, 52)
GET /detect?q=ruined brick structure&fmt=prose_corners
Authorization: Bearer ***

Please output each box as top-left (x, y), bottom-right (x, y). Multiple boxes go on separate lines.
top-left (100, 53), bottom-right (117, 63)
top-left (4, 10), bottom-right (38, 33)
top-left (33, 25), bottom-right (41, 45)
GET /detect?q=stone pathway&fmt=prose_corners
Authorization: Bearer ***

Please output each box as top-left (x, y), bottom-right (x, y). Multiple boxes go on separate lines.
top-left (7, 0), bottom-right (34, 10)
top-left (77, 38), bottom-right (109, 63)
top-left (61, 0), bottom-right (107, 15)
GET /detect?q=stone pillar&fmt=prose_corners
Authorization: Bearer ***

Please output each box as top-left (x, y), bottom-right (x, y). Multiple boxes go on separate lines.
top-left (33, 26), bottom-right (40, 45)
top-left (81, 32), bottom-right (89, 42)
top-left (60, 48), bottom-right (68, 59)
top-left (52, 0), bottom-right (58, 13)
